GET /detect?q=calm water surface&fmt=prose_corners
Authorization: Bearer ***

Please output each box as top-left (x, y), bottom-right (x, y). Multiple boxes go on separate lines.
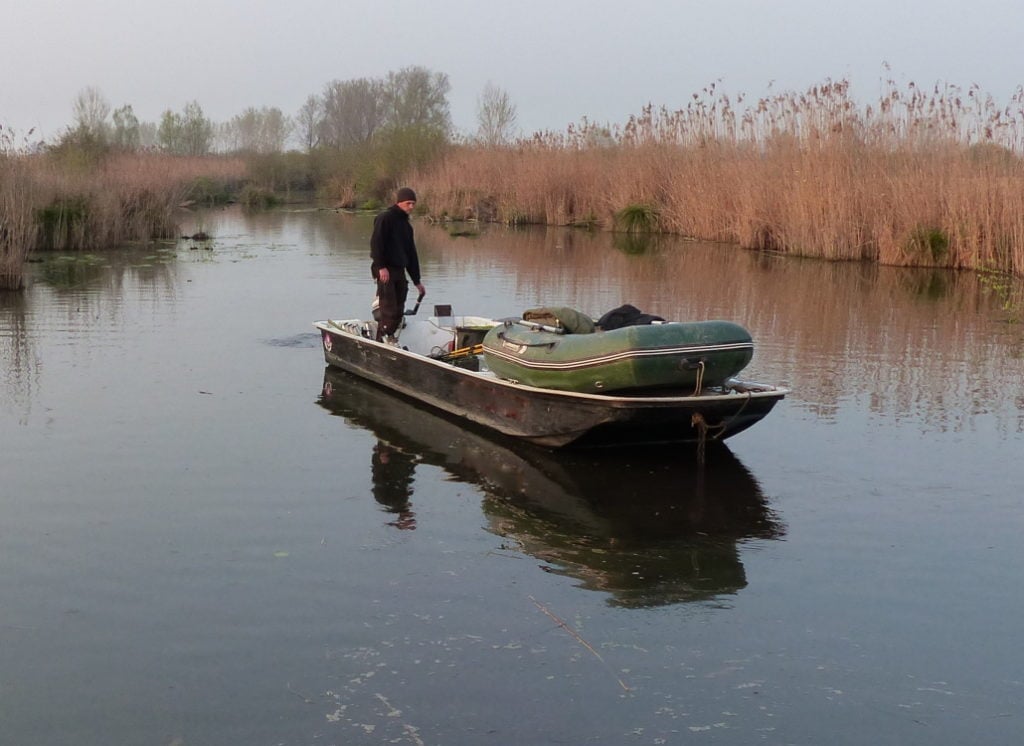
top-left (2, 207), bottom-right (1022, 745)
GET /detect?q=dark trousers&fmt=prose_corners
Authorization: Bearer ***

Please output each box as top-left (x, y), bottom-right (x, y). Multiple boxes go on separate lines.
top-left (376, 276), bottom-right (408, 339)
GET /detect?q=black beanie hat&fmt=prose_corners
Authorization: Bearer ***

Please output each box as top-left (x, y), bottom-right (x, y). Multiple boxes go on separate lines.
top-left (396, 187), bottom-right (417, 203)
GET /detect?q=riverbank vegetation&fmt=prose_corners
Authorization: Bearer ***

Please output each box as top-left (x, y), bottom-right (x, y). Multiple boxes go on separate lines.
top-left (1, 67), bottom-right (452, 289)
top-left (4, 70), bottom-right (1024, 290)
top-left (1, 144), bottom-right (245, 289)
top-left (411, 79), bottom-right (1024, 278)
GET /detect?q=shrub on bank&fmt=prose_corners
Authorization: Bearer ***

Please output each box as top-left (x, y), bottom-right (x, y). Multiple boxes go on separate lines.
top-left (188, 176), bottom-right (236, 206)
top-left (615, 204), bottom-right (660, 234)
top-left (244, 151), bottom-right (316, 195)
top-left (239, 184), bottom-right (280, 210)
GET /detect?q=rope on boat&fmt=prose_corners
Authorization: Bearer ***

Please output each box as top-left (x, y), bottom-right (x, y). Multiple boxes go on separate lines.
top-left (691, 386), bottom-right (756, 453)
top-left (692, 389), bottom-right (755, 456)
top-left (718, 389), bottom-right (753, 432)
top-left (693, 360), bottom-right (706, 395)
top-left (692, 412), bottom-right (709, 463)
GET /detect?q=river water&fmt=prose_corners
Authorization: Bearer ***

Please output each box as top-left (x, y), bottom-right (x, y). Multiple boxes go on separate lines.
top-left (1, 207), bottom-right (1022, 745)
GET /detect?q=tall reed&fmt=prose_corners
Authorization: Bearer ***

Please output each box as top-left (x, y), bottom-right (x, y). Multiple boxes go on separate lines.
top-left (0, 152), bottom-right (247, 289)
top-left (412, 78), bottom-right (1024, 275)
top-left (0, 156), bottom-right (42, 289)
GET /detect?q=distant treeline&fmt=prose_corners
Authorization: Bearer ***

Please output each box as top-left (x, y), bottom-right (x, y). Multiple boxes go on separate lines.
top-left (3, 74), bottom-right (1024, 290)
top-left (0, 66), bottom-right (464, 288)
top-left (21, 66), bottom-right (464, 200)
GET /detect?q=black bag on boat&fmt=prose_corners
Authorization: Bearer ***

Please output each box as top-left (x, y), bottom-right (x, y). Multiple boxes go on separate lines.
top-left (596, 304), bottom-right (665, 330)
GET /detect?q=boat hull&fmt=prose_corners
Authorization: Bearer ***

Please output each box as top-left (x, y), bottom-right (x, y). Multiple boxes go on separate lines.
top-left (481, 320), bottom-right (754, 393)
top-left (314, 319), bottom-right (786, 448)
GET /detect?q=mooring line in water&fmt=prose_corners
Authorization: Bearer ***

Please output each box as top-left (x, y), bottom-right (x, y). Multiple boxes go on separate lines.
top-left (528, 595), bottom-right (631, 692)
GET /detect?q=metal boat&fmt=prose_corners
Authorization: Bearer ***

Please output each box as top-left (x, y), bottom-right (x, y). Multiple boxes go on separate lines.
top-left (313, 307), bottom-right (787, 448)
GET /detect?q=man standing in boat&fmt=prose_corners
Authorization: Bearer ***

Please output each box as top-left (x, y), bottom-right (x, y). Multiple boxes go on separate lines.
top-left (370, 187), bottom-right (425, 342)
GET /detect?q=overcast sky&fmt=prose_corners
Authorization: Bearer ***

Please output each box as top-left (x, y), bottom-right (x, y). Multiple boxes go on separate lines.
top-left (3, 0), bottom-right (1021, 144)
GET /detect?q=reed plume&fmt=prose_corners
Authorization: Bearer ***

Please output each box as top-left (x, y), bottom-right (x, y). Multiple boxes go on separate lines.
top-left (411, 77), bottom-right (1024, 275)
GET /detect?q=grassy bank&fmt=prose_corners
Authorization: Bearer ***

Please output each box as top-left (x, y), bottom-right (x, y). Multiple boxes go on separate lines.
top-left (1, 152), bottom-right (246, 289)
top-left (410, 80), bottom-right (1024, 276)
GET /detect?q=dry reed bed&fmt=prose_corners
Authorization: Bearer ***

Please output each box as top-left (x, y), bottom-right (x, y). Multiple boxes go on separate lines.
top-left (413, 80), bottom-right (1024, 275)
top-left (1, 156), bottom-right (40, 288)
top-left (0, 153), bottom-right (247, 289)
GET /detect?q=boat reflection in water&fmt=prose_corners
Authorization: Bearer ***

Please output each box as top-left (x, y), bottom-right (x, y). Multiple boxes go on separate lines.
top-left (370, 439), bottom-right (419, 531)
top-left (318, 367), bottom-right (785, 608)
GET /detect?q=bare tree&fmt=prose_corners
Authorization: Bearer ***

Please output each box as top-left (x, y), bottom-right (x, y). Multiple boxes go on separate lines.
top-left (381, 66), bottom-right (452, 135)
top-left (111, 104), bottom-right (140, 150)
top-left (319, 77), bottom-right (385, 148)
top-left (157, 110), bottom-right (184, 153)
top-left (260, 107), bottom-right (292, 153)
top-left (223, 106), bottom-right (290, 153)
top-left (296, 94), bottom-right (322, 151)
top-left (137, 121), bottom-right (158, 149)
top-left (72, 86), bottom-right (111, 141)
top-left (158, 102), bottom-right (213, 155)
top-left (180, 101), bottom-right (214, 156)
top-left (222, 110), bottom-right (256, 152)
top-left (476, 82), bottom-right (518, 146)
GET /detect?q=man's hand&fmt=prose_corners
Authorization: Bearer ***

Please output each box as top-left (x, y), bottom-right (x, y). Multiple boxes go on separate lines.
top-left (378, 268), bottom-right (390, 283)
top-left (415, 283), bottom-right (426, 296)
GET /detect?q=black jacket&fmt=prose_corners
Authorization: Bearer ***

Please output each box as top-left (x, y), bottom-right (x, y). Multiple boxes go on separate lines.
top-left (370, 205), bottom-right (421, 284)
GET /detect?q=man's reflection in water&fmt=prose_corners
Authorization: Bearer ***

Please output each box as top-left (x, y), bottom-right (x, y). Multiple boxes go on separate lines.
top-left (371, 440), bottom-right (417, 530)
